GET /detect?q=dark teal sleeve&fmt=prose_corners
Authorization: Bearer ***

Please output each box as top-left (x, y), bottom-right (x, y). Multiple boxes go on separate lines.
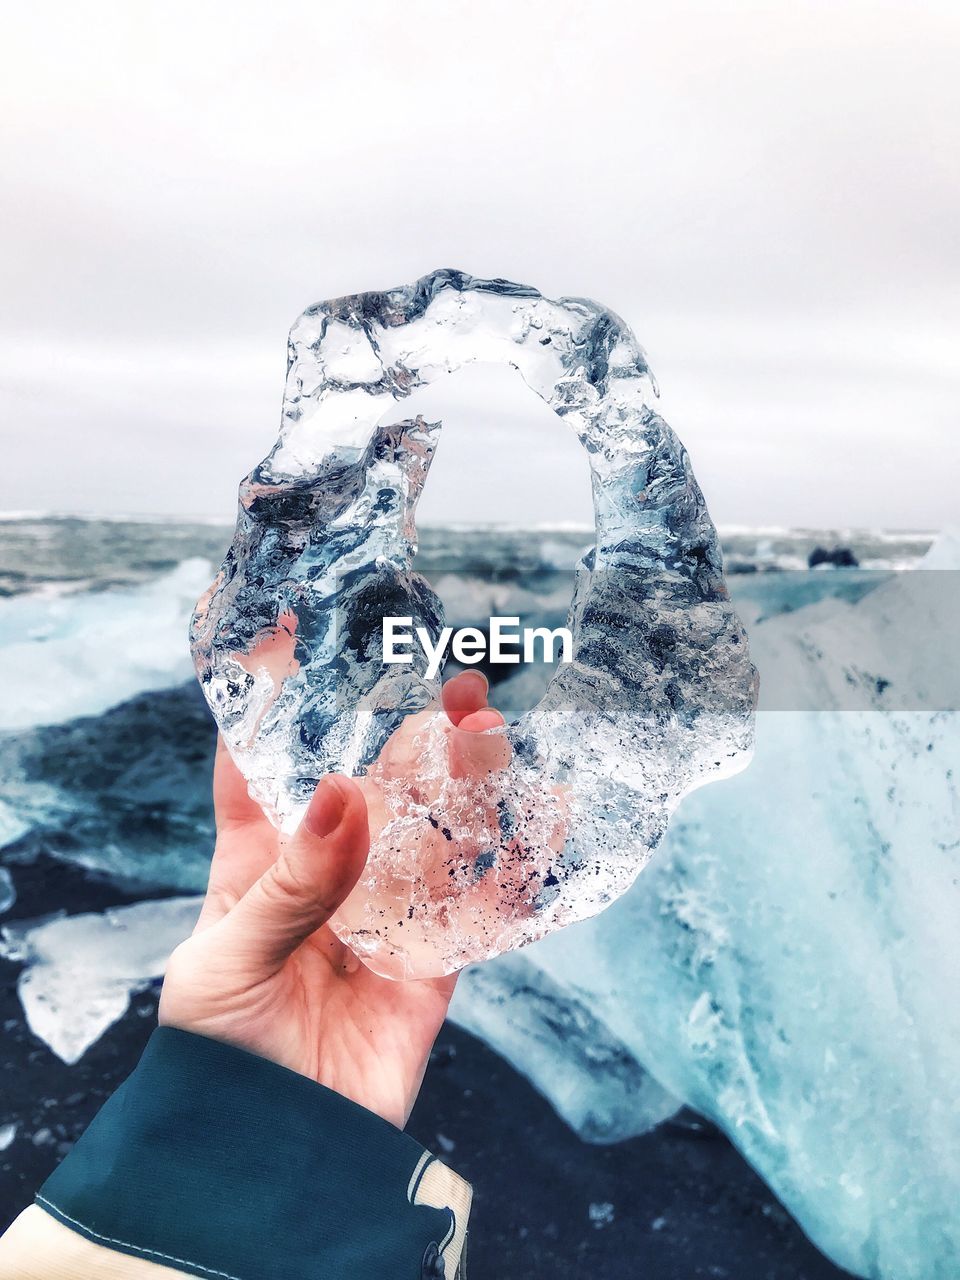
top-left (36, 1027), bottom-right (470, 1280)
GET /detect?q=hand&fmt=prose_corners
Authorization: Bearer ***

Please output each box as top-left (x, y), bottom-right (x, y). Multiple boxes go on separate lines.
top-left (335, 669), bottom-right (566, 981)
top-left (158, 670), bottom-right (502, 1129)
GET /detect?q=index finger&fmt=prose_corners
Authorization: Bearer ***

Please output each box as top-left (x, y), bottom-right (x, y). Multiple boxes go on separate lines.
top-left (441, 670), bottom-right (490, 725)
top-left (213, 736), bottom-right (270, 833)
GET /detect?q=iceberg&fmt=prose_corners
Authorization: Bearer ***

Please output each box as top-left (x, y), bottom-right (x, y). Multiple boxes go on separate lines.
top-left (452, 954), bottom-right (680, 1142)
top-left (191, 269), bottom-right (757, 978)
top-left (452, 534), bottom-right (960, 1279)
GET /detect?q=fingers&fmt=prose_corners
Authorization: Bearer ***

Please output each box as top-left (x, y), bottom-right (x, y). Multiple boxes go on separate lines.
top-left (192, 739), bottom-right (276, 935)
top-left (441, 670), bottom-right (511, 776)
top-left (373, 670), bottom-right (487, 779)
top-left (449, 705), bottom-right (511, 778)
top-left (459, 707), bottom-right (501, 731)
top-left (196, 738), bottom-right (279, 935)
top-left (213, 736), bottom-right (268, 832)
top-left (216, 774), bottom-right (370, 976)
top-left (441, 670), bottom-right (489, 726)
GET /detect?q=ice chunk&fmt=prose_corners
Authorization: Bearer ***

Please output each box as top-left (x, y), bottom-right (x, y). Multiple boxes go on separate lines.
top-left (450, 954), bottom-right (679, 1142)
top-left (916, 524), bottom-right (960, 570)
top-left (0, 867), bottom-right (15, 914)
top-left (588, 1202), bottom-right (615, 1229)
top-left (191, 270), bottom-right (756, 978)
top-left (0, 897), bottom-right (202, 1063)
top-left (0, 798), bottom-right (32, 849)
top-left (471, 535), bottom-right (960, 1278)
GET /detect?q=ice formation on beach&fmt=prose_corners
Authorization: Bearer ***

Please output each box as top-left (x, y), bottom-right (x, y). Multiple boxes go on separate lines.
top-left (452, 533), bottom-right (960, 1280)
top-left (451, 954), bottom-right (680, 1141)
top-left (0, 898), bottom-right (201, 1064)
top-left (191, 270), bottom-right (757, 978)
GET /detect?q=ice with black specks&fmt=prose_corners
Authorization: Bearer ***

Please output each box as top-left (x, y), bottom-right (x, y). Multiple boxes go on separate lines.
top-left (191, 269), bottom-right (756, 979)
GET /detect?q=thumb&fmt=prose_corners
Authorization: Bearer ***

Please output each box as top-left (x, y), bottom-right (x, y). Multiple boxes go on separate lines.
top-left (218, 775), bottom-right (369, 976)
top-left (448, 706), bottom-right (511, 778)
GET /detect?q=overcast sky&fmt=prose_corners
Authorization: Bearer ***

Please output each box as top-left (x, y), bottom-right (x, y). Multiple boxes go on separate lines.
top-left (1, 1), bottom-right (957, 529)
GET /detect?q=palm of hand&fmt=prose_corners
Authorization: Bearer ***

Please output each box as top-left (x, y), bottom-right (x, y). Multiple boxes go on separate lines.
top-left (159, 670), bottom-right (501, 1127)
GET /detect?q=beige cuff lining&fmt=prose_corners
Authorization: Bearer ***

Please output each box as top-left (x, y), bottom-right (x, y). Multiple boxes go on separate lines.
top-left (0, 1206), bottom-right (188, 1280)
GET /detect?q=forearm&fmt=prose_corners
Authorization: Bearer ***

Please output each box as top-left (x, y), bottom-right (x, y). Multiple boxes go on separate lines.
top-left (0, 1029), bottom-right (471, 1280)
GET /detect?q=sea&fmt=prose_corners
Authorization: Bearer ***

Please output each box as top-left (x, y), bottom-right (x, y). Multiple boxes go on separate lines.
top-left (0, 515), bottom-right (934, 599)
top-left (0, 512), bottom-right (939, 895)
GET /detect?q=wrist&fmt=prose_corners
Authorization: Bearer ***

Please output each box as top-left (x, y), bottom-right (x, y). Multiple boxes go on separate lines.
top-left (37, 1027), bottom-right (472, 1280)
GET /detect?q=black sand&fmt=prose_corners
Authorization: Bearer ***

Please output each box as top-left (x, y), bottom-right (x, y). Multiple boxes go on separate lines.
top-left (0, 863), bottom-right (850, 1279)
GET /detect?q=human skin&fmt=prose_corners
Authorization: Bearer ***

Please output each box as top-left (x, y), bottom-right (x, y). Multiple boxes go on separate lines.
top-left (158, 670), bottom-right (503, 1129)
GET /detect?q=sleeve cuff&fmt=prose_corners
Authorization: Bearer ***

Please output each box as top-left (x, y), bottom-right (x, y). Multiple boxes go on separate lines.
top-left (37, 1026), bottom-right (471, 1280)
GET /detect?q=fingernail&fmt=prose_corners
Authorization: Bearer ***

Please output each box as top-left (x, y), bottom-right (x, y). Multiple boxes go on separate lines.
top-left (305, 778), bottom-right (345, 838)
top-left (458, 707), bottom-right (505, 733)
top-left (448, 668), bottom-right (488, 691)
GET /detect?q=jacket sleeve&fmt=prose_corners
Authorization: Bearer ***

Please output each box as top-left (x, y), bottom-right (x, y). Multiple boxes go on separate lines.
top-left (0, 1027), bottom-right (471, 1280)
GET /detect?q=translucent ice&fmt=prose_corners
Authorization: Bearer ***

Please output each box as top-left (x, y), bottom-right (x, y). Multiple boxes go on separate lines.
top-left (453, 535), bottom-right (960, 1279)
top-left (0, 867), bottom-right (15, 914)
top-left (0, 898), bottom-right (202, 1063)
top-left (451, 953), bottom-right (680, 1142)
top-left (191, 270), bottom-right (756, 978)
